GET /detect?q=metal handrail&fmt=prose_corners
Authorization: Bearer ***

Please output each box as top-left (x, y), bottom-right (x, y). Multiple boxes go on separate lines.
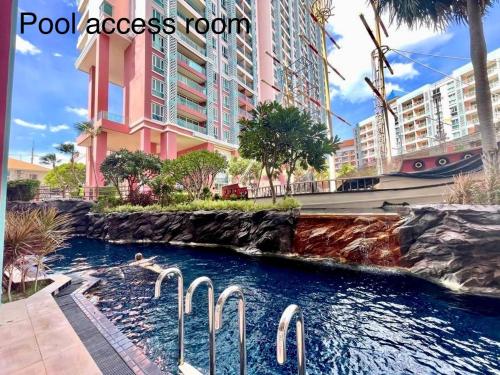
top-left (154, 268), bottom-right (185, 365)
top-left (185, 277), bottom-right (216, 375)
top-left (277, 305), bottom-right (306, 375)
top-left (215, 285), bottom-right (247, 375)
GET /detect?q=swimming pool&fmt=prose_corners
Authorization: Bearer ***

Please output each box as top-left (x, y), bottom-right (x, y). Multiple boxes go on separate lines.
top-left (47, 238), bottom-right (500, 374)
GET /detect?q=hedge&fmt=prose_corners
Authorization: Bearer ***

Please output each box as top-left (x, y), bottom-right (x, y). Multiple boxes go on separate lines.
top-left (7, 179), bottom-right (41, 201)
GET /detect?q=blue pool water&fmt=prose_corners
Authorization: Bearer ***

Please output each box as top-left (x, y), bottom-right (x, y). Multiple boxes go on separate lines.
top-left (47, 238), bottom-right (500, 375)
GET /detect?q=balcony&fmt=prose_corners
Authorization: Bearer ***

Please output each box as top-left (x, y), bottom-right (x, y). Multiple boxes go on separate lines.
top-left (177, 95), bottom-right (207, 121)
top-left (178, 74), bottom-right (207, 100)
top-left (177, 32), bottom-right (206, 57)
top-left (177, 53), bottom-right (207, 79)
top-left (176, 116), bottom-right (207, 134)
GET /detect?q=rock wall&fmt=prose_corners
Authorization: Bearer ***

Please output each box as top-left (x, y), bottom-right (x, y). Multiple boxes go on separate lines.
top-left (87, 210), bottom-right (297, 253)
top-left (398, 205), bottom-right (500, 296)
top-left (6, 199), bottom-right (93, 236)
top-left (294, 214), bottom-right (404, 266)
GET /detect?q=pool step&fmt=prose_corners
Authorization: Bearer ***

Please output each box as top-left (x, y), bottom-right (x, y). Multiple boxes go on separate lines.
top-left (179, 363), bottom-right (203, 375)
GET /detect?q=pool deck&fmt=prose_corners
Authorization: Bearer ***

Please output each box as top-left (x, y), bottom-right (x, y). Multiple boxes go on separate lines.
top-left (0, 275), bottom-right (102, 374)
top-left (0, 274), bottom-right (163, 375)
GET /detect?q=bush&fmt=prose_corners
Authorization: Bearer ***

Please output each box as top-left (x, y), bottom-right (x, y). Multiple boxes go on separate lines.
top-left (128, 191), bottom-right (155, 206)
top-left (7, 180), bottom-right (40, 201)
top-left (99, 197), bottom-right (301, 213)
top-left (93, 194), bottom-right (124, 212)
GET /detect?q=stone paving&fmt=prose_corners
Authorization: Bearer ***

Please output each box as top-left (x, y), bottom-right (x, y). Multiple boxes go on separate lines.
top-left (0, 275), bottom-right (102, 374)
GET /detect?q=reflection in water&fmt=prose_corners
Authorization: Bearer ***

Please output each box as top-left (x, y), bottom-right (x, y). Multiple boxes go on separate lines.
top-left (48, 238), bottom-right (500, 375)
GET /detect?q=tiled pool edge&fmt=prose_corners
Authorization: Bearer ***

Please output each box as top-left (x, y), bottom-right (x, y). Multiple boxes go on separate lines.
top-left (67, 275), bottom-right (163, 375)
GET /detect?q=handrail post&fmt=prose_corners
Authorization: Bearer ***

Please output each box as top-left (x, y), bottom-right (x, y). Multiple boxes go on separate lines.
top-left (277, 304), bottom-right (306, 375)
top-left (185, 277), bottom-right (216, 375)
top-left (214, 285), bottom-right (247, 375)
top-left (154, 267), bottom-right (185, 365)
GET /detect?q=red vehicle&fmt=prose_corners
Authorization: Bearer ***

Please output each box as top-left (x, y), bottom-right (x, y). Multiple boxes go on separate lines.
top-left (222, 184), bottom-right (249, 200)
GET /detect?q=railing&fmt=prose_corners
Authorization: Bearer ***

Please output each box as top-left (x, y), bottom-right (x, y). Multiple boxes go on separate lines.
top-left (249, 177), bottom-right (381, 199)
top-left (97, 111), bottom-right (125, 124)
top-left (152, 265), bottom-right (306, 375)
top-left (178, 54), bottom-right (206, 75)
top-left (178, 74), bottom-right (206, 94)
top-left (176, 117), bottom-right (208, 134)
top-left (177, 32), bottom-right (206, 55)
top-left (177, 95), bottom-right (206, 115)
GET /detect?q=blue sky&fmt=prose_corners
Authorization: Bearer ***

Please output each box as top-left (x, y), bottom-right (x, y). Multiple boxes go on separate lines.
top-left (9, 0), bottom-right (500, 163)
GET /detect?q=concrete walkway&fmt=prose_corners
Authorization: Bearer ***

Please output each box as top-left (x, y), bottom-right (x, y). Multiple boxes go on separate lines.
top-left (0, 275), bottom-right (102, 375)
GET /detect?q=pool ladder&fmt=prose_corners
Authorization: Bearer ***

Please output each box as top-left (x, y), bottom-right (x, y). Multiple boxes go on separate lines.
top-left (155, 269), bottom-right (306, 375)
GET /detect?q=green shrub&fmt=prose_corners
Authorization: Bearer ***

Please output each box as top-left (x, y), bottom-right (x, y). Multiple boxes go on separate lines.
top-left (100, 197), bottom-right (301, 213)
top-left (7, 180), bottom-right (41, 201)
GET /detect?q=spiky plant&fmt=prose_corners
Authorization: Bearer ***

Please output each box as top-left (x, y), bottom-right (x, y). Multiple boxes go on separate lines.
top-left (377, 0), bottom-right (499, 186)
top-left (3, 209), bottom-right (72, 300)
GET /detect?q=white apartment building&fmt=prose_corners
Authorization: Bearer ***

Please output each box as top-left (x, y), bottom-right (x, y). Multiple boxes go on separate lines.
top-left (356, 48), bottom-right (500, 167)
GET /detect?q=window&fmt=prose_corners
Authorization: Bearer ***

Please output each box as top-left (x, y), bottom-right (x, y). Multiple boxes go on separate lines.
top-left (153, 9), bottom-right (163, 22)
top-left (223, 130), bottom-right (230, 141)
top-left (223, 78), bottom-right (230, 91)
top-left (223, 63), bottom-right (229, 75)
top-left (152, 34), bottom-right (164, 52)
top-left (222, 46), bottom-right (228, 58)
top-left (212, 37), bottom-right (217, 49)
top-left (152, 55), bottom-right (164, 74)
top-left (223, 112), bottom-right (229, 124)
top-left (152, 78), bottom-right (164, 98)
top-left (211, 3), bottom-right (217, 15)
top-left (222, 32), bottom-right (228, 42)
top-left (213, 107), bottom-right (219, 120)
top-left (213, 126), bottom-right (219, 138)
top-left (153, 0), bottom-right (163, 6)
top-left (223, 95), bottom-right (229, 108)
top-left (152, 103), bottom-right (163, 121)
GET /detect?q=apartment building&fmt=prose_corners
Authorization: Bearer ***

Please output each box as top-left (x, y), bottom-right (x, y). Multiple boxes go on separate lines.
top-left (355, 48), bottom-right (500, 168)
top-left (334, 139), bottom-right (358, 171)
top-left (76, 0), bottom-right (328, 187)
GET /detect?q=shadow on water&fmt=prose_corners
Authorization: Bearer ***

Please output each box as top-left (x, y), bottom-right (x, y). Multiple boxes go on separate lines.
top-left (47, 238), bottom-right (500, 375)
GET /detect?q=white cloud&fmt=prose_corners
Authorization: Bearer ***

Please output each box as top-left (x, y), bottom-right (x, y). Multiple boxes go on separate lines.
top-left (14, 118), bottom-right (46, 130)
top-left (327, 0), bottom-right (452, 103)
top-left (389, 63), bottom-right (419, 80)
top-left (53, 52), bottom-right (63, 57)
top-left (65, 106), bottom-right (88, 118)
top-left (49, 124), bottom-right (70, 133)
top-left (15, 35), bottom-right (41, 55)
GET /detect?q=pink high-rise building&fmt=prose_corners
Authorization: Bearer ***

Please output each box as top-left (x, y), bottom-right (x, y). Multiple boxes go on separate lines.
top-left (76, 0), bottom-right (328, 187)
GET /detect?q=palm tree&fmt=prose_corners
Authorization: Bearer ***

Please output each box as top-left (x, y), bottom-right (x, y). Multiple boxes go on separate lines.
top-left (55, 143), bottom-right (79, 164)
top-left (377, 0), bottom-right (498, 194)
top-left (39, 153), bottom-right (59, 169)
top-left (75, 121), bottom-right (102, 189)
top-left (56, 143), bottom-right (81, 186)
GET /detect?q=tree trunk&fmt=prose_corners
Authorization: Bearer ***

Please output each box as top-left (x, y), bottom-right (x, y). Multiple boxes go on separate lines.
top-left (467, 0), bottom-right (499, 190)
top-left (267, 169), bottom-right (277, 204)
top-left (285, 169), bottom-right (293, 198)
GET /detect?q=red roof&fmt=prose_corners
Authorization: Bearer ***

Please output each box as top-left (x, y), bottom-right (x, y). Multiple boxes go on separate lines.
top-left (340, 139), bottom-right (355, 148)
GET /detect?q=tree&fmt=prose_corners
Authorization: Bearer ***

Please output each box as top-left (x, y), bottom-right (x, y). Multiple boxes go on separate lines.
top-left (275, 106), bottom-right (340, 196)
top-left (337, 163), bottom-right (357, 178)
top-left (55, 143), bottom-right (79, 164)
top-left (40, 153), bottom-right (60, 169)
top-left (228, 157), bottom-right (263, 186)
top-left (44, 163), bottom-right (85, 196)
top-left (166, 150), bottom-right (228, 200)
top-left (75, 121), bottom-right (102, 187)
top-left (56, 143), bottom-right (81, 185)
top-left (378, 0), bottom-right (499, 199)
top-left (239, 101), bottom-right (283, 203)
top-left (100, 150), bottom-right (162, 200)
